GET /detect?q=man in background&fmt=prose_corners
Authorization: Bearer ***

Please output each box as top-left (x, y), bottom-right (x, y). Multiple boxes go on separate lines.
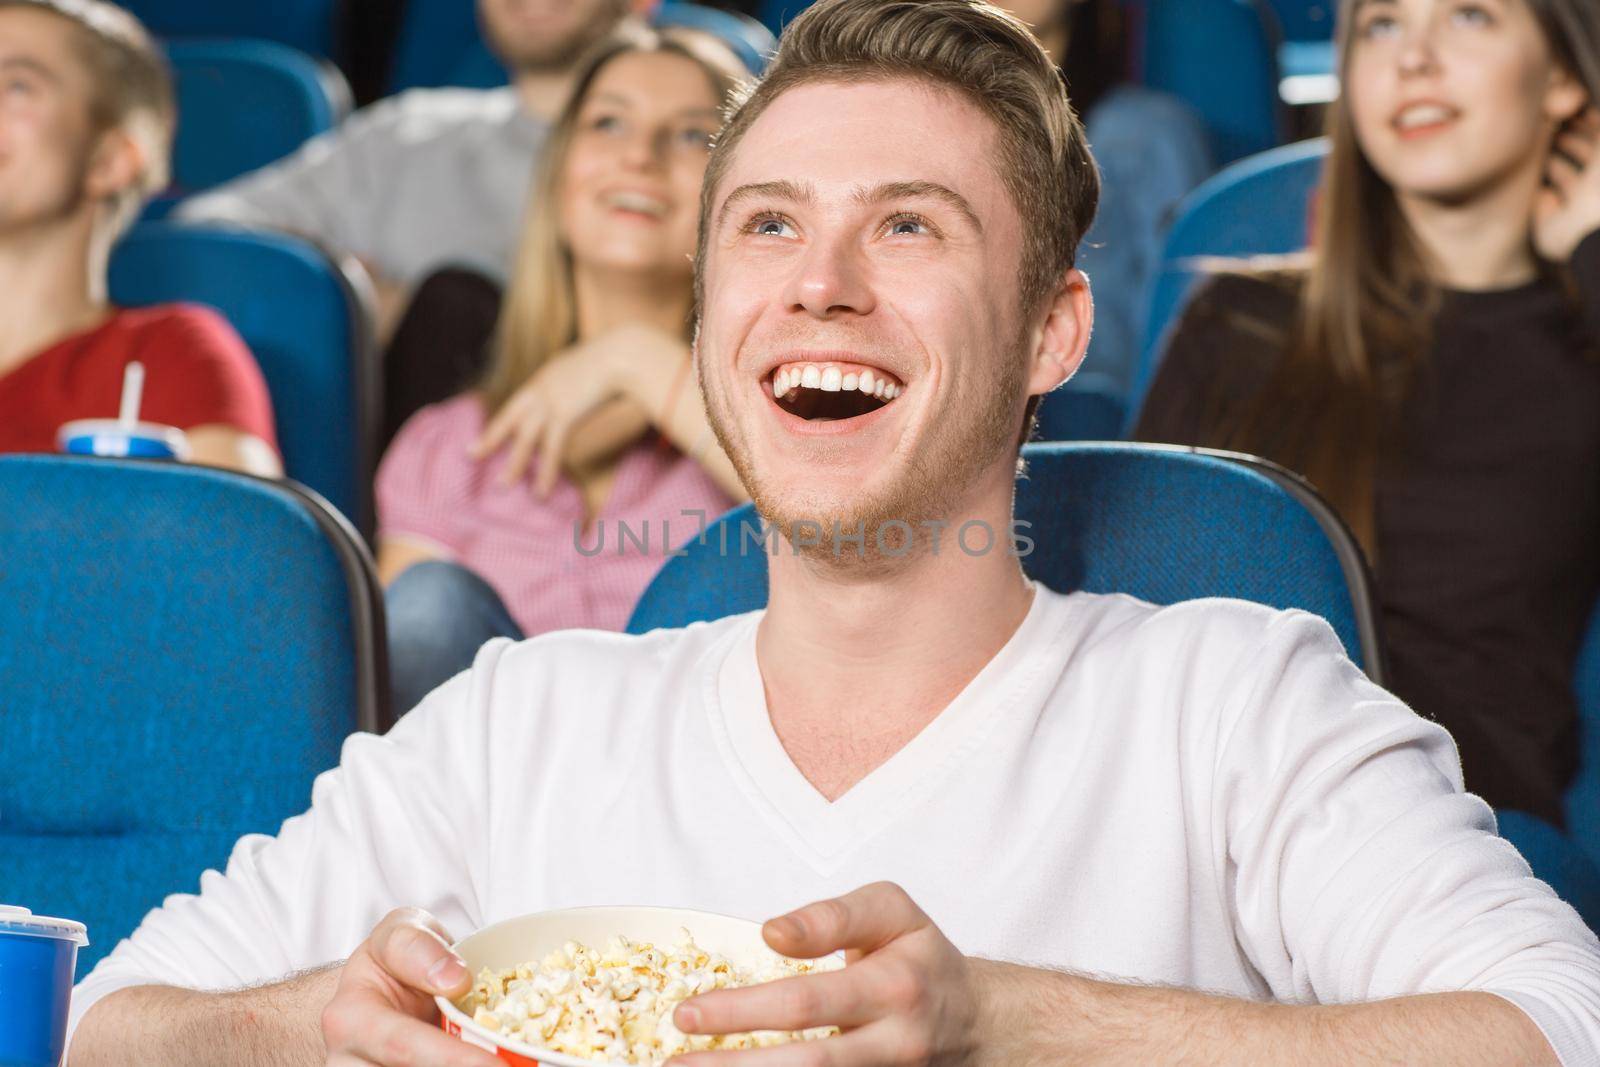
top-left (176, 0), bottom-right (652, 333)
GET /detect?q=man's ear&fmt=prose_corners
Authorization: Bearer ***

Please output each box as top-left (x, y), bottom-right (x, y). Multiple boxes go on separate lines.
top-left (83, 127), bottom-right (147, 206)
top-left (1025, 267), bottom-right (1093, 398)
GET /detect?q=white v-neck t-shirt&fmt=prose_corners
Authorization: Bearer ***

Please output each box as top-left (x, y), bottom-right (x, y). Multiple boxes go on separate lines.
top-left (69, 586), bottom-right (1600, 1062)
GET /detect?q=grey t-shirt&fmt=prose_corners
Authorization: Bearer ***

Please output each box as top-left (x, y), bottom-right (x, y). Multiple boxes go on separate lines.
top-left (177, 86), bottom-right (547, 286)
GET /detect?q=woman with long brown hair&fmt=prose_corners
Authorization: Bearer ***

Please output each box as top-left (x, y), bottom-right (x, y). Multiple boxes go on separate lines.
top-left (375, 25), bottom-right (750, 712)
top-left (1136, 0), bottom-right (1600, 824)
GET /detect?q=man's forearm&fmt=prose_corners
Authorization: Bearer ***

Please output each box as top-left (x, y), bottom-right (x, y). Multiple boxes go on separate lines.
top-left (68, 964), bottom-right (341, 1067)
top-left (974, 959), bottom-right (1558, 1066)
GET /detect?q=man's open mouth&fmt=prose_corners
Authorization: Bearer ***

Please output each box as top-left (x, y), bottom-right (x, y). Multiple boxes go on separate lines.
top-left (768, 361), bottom-right (904, 422)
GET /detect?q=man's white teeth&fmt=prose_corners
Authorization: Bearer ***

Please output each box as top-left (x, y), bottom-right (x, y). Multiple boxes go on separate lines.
top-left (771, 364), bottom-right (902, 401)
top-left (1396, 103), bottom-right (1456, 130)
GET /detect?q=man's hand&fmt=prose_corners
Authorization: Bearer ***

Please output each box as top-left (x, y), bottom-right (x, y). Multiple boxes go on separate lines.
top-left (670, 882), bottom-right (985, 1066)
top-left (321, 907), bottom-right (500, 1067)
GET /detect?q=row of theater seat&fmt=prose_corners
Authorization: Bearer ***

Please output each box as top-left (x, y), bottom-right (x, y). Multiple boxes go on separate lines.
top-left (147, 0), bottom-right (1341, 207)
top-left (127, 0), bottom-right (1343, 100)
top-left (12, 442), bottom-right (1595, 976)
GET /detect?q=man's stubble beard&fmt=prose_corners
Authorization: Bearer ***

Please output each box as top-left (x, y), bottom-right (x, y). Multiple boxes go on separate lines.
top-left (699, 331), bottom-right (1030, 570)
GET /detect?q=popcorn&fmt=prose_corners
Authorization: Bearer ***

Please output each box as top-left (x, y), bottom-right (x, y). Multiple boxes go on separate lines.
top-left (459, 930), bottom-right (838, 1064)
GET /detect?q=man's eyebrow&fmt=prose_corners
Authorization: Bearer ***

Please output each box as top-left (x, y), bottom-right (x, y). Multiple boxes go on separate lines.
top-left (854, 181), bottom-right (983, 234)
top-left (715, 179), bottom-right (983, 234)
top-left (715, 179), bottom-right (815, 231)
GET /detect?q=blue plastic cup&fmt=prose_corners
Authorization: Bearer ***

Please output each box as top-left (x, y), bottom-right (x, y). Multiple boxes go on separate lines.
top-left (56, 418), bottom-right (191, 461)
top-left (0, 907), bottom-right (89, 1067)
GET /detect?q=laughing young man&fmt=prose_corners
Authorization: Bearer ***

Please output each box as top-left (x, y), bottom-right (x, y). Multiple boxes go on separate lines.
top-left (67, 2), bottom-right (1600, 1064)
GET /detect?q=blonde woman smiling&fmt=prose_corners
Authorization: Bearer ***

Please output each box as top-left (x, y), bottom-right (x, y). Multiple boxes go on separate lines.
top-left (375, 26), bottom-right (748, 711)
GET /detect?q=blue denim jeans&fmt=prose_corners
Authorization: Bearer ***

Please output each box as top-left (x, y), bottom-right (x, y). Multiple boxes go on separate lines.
top-left (385, 560), bottom-right (523, 715)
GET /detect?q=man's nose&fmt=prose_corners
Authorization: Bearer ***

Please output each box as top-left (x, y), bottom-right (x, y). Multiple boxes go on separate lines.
top-left (781, 230), bottom-right (876, 319)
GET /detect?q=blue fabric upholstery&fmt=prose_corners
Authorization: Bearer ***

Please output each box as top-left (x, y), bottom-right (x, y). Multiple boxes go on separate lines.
top-left (387, 2), bottom-right (774, 94)
top-left (1142, 0), bottom-right (1282, 165)
top-left (1496, 812), bottom-right (1600, 928)
top-left (1126, 138), bottom-right (1329, 426)
top-left (108, 222), bottom-right (376, 533)
top-left (1279, 40), bottom-right (1337, 83)
top-left (629, 443), bottom-right (1376, 674)
top-left (757, 0), bottom-right (806, 35)
top-left (1265, 0), bottom-right (1336, 40)
top-left (164, 40), bottom-right (349, 196)
top-left (1033, 374), bottom-right (1127, 443)
top-left (0, 456), bottom-right (387, 974)
top-left (122, 0), bottom-right (341, 59)
top-left (1567, 601), bottom-right (1600, 870)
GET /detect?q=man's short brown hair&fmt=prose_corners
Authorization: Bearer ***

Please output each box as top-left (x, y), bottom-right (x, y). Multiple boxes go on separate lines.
top-left (3, 0), bottom-right (175, 230)
top-left (695, 0), bottom-right (1100, 320)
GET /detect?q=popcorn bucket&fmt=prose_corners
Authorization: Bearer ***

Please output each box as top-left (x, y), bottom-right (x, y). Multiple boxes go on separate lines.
top-left (436, 906), bottom-right (824, 1066)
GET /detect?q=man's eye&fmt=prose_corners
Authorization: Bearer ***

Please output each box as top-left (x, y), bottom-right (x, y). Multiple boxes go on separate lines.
top-left (746, 214), bottom-right (794, 238)
top-left (884, 212), bottom-right (932, 237)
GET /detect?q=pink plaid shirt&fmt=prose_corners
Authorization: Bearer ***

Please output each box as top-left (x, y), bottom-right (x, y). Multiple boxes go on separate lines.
top-left (377, 394), bottom-right (736, 636)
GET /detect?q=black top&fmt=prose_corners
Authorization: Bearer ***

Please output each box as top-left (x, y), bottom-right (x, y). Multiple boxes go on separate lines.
top-left (1135, 231), bottom-right (1600, 825)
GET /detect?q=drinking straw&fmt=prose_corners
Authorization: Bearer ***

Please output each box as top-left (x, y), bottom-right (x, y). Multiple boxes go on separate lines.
top-left (118, 361), bottom-right (145, 427)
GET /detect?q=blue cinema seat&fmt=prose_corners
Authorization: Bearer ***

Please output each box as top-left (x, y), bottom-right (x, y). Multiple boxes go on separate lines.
top-left (1033, 372), bottom-right (1127, 443)
top-left (1564, 605), bottom-right (1600, 872)
top-left (108, 222), bottom-right (379, 534)
top-left (1125, 137), bottom-right (1329, 426)
top-left (386, 1), bottom-right (775, 93)
top-left (162, 40), bottom-right (351, 199)
top-left (0, 456), bottom-right (391, 974)
top-left (1264, 0), bottom-right (1338, 104)
top-left (122, 0), bottom-right (341, 60)
top-left (1142, 0), bottom-right (1283, 165)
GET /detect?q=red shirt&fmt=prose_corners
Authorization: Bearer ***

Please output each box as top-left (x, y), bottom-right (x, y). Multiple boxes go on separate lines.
top-left (0, 304), bottom-right (278, 455)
